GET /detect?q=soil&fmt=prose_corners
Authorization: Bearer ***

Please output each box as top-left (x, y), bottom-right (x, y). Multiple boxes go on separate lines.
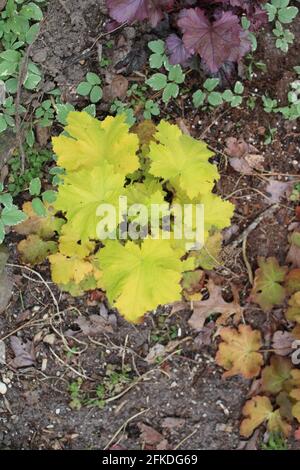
top-left (1, 0), bottom-right (300, 451)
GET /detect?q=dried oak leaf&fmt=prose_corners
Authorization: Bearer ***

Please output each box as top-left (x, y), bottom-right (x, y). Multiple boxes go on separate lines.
top-left (225, 137), bottom-right (264, 175)
top-left (138, 423), bottom-right (170, 450)
top-left (188, 279), bottom-right (242, 330)
top-left (261, 356), bottom-right (293, 394)
top-left (10, 336), bottom-right (35, 368)
top-left (250, 257), bottom-right (288, 312)
top-left (17, 234), bottom-right (57, 265)
top-left (240, 396), bottom-right (291, 438)
top-left (75, 314), bottom-right (113, 336)
top-left (286, 231), bottom-right (300, 268)
top-left (216, 324), bottom-right (263, 379)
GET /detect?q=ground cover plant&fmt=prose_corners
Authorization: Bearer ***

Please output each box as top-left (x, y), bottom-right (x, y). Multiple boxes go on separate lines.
top-left (0, 0), bottom-right (300, 453)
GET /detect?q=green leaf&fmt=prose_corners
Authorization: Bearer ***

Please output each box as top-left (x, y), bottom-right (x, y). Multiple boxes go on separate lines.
top-left (26, 23), bottom-right (40, 44)
top-left (29, 177), bottom-right (41, 196)
top-left (20, 2), bottom-right (43, 21)
top-left (90, 85), bottom-right (103, 103)
top-left (149, 53), bottom-right (164, 69)
top-left (193, 90), bottom-right (206, 108)
top-left (162, 82), bottom-right (179, 103)
top-left (55, 103), bottom-right (75, 125)
top-left (230, 95), bottom-right (243, 107)
top-left (168, 65), bottom-right (185, 84)
top-left (0, 193), bottom-right (13, 207)
top-left (0, 220), bottom-right (5, 244)
top-left (146, 73), bottom-right (167, 91)
top-left (24, 71), bottom-right (41, 90)
top-left (222, 89), bottom-right (234, 102)
top-left (26, 128), bottom-right (35, 147)
top-left (278, 6), bottom-right (298, 24)
top-left (234, 81), bottom-right (244, 95)
top-left (42, 190), bottom-right (57, 204)
top-left (32, 197), bottom-right (46, 217)
top-left (1, 206), bottom-right (27, 226)
top-left (83, 104), bottom-right (96, 117)
top-left (207, 92), bottom-right (223, 107)
top-left (0, 115), bottom-right (8, 133)
top-left (76, 81), bottom-right (92, 96)
top-left (5, 77), bottom-right (18, 93)
top-left (148, 39), bottom-right (165, 54)
top-left (204, 78), bottom-right (220, 92)
top-left (86, 72), bottom-right (101, 85)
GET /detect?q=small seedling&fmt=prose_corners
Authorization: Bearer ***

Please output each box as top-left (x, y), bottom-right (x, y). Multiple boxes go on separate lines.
top-left (143, 99), bottom-right (160, 119)
top-left (148, 39), bottom-right (168, 69)
top-left (35, 99), bottom-right (55, 127)
top-left (261, 432), bottom-right (288, 450)
top-left (76, 72), bottom-right (103, 103)
top-left (110, 99), bottom-right (136, 126)
top-left (264, 0), bottom-right (298, 52)
top-left (8, 146), bottom-right (53, 196)
top-left (146, 64), bottom-right (185, 103)
top-left (193, 79), bottom-right (244, 109)
top-left (28, 176), bottom-right (56, 216)
top-left (262, 95), bottom-right (278, 113)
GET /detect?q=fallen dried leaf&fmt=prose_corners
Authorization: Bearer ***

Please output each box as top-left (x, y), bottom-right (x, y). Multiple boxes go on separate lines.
top-left (188, 279), bottom-right (242, 330)
top-left (216, 324), bottom-right (263, 379)
top-left (10, 336), bottom-right (35, 368)
top-left (272, 331), bottom-right (293, 356)
top-left (75, 314), bottom-right (113, 336)
top-left (225, 137), bottom-right (264, 175)
top-left (266, 179), bottom-right (292, 203)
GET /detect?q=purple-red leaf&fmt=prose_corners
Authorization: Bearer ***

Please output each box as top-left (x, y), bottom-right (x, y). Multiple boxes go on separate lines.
top-left (166, 34), bottom-right (192, 65)
top-left (106, 0), bottom-right (174, 27)
top-left (178, 8), bottom-right (242, 72)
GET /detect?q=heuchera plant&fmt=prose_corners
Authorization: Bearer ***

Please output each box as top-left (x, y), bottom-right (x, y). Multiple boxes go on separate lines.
top-left (17, 112), bottom-right (234, 324)
top-left (106, 0), bottom-right (268, 72)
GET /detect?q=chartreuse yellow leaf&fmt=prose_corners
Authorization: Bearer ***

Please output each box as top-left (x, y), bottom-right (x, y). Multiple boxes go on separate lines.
top-left (240, 396), bottom-right (292, 438)
top-left (149, 121), bottom-right (218, 199)
top-left (216, 324), bottom-right (263, 379)
top-left (54, 161), bottom-right (125, 242)
top-left (96, 238), bottom-right (185, 323)
top-left (52, 112), bottom-right (139, 175)
top-left (49, 253), bottom-right (93, 284)
top-left (125, 177), bottom-right (167, 210)
top-left (58, 231), bottom-right (95, 258)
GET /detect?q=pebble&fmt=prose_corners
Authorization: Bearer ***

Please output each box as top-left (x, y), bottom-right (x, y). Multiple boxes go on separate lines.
top-left (0, 381), bottom-right (7, 395)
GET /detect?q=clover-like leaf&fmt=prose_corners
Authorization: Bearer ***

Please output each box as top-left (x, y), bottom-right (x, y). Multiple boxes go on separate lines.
top-left (251, 257), bottom-right (288, 311)
top-left (216, 324), bottom-right (263, 379)
top-left (97, 238), bottom-right (185, 323)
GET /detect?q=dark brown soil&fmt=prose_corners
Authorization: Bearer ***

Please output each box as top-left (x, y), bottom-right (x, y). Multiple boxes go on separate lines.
top-left (0, 0), bottom-right (300, 450)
